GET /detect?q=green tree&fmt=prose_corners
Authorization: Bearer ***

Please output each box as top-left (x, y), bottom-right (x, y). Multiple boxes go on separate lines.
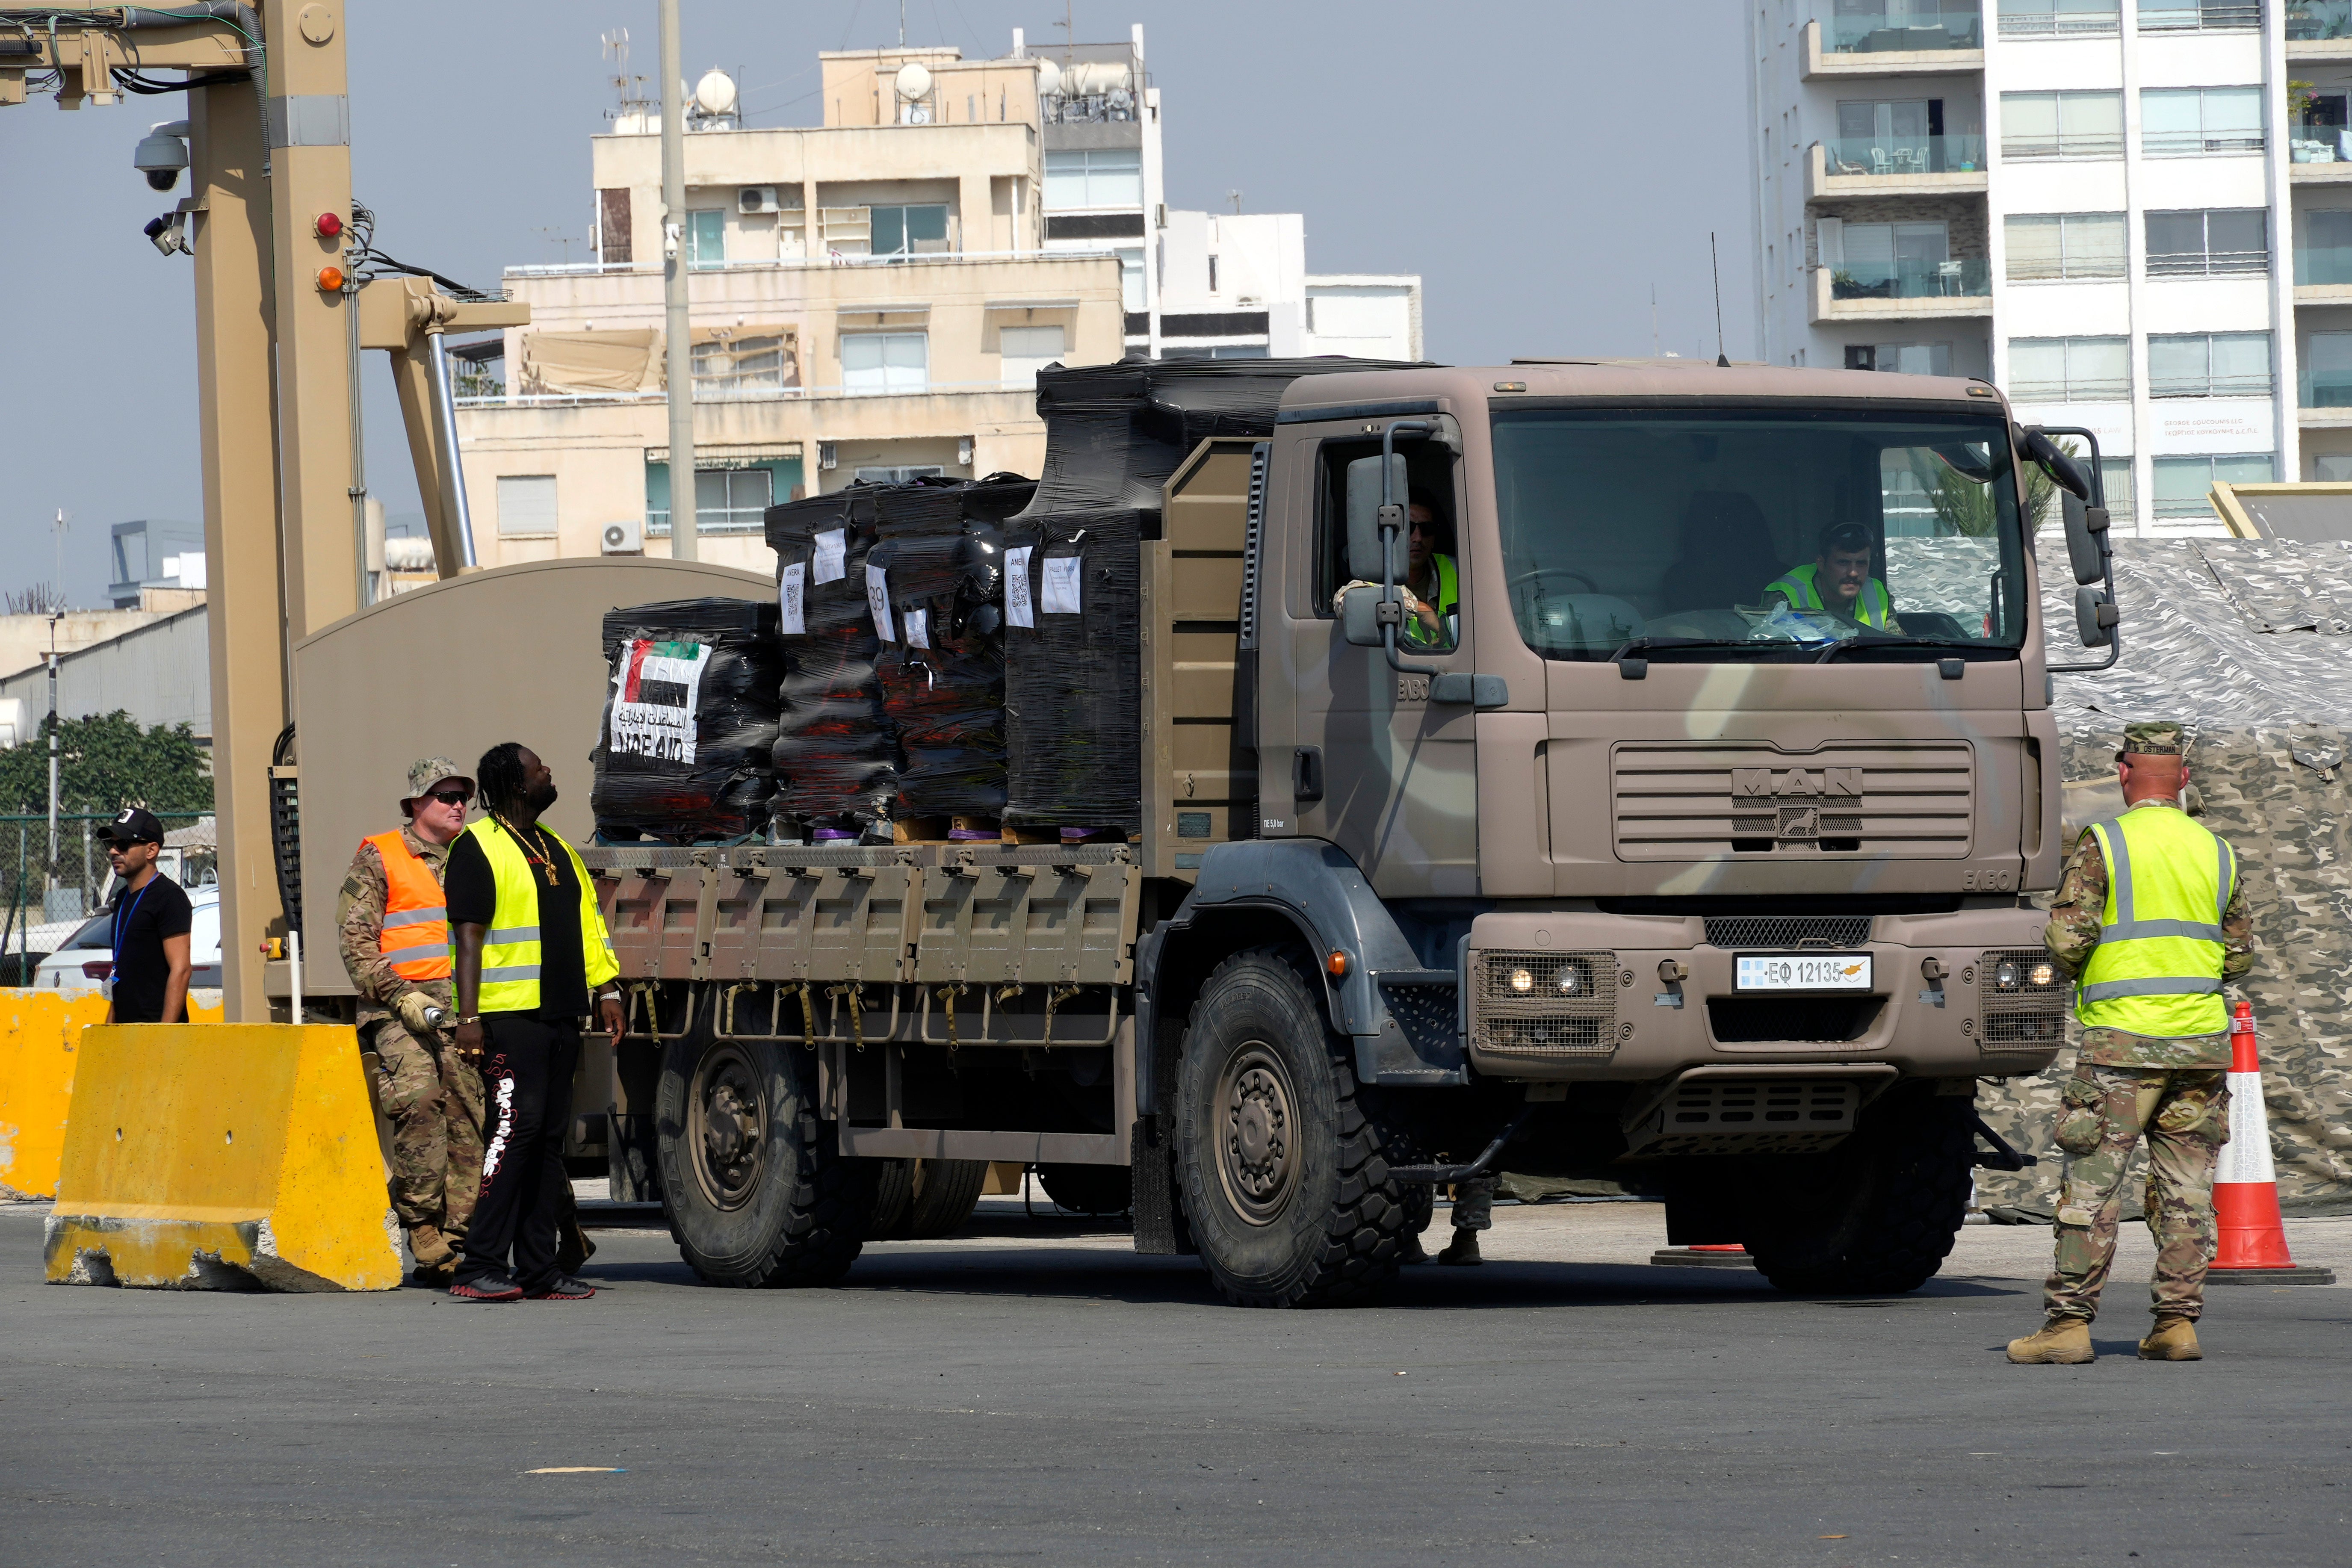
top-left (0, 711), bottom-right (213, 816)
top-left (1924, 439), bottom-right (2077, 537)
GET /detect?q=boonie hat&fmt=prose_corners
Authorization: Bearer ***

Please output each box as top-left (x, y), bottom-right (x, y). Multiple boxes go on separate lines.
top-left (98, 806), bottom-right (164, 845)
top-left (403, 756), bottom-right (474, 809)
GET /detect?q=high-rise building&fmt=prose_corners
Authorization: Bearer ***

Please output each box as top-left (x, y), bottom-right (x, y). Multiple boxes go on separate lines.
top-left (1749, 1), bottom-right (2352, 533)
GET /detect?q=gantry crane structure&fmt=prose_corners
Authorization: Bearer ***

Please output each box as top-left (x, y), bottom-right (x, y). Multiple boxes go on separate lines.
top-left (3, 3), bottom-right (524, 1015)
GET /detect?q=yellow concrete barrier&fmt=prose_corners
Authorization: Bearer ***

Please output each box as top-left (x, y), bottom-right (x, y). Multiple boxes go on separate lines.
top-left (45, 1023), bottom-right (402, 1291)
top-left (0, 989), bottom-right (222, 1199)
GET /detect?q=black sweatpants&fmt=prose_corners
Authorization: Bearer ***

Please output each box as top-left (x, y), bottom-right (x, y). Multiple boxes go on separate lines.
top-left (456, 1014), bottom-right (579, 1292)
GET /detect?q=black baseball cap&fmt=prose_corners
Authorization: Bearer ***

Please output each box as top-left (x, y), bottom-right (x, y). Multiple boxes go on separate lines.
top-left (98, 807), bottom-right (164, 846)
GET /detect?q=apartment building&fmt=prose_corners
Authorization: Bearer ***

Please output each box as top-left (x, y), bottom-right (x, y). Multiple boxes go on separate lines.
top-left (454, 26), bottom-right (1421, 576)
top-left (1749, 0), bottom-right (2352, 533)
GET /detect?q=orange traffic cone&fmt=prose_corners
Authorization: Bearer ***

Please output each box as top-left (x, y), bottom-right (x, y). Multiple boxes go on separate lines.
top-left (2209, 1001), bottom-right (2336, 1285)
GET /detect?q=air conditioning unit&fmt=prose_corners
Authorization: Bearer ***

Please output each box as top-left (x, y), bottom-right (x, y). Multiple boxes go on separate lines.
top-left (601, 518), bottom-right (644, 555)
top-left (739, 185), bottom-right (780, 214)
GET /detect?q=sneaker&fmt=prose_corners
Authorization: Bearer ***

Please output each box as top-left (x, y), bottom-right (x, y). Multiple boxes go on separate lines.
top-left (449, 1270), bottom-right (525, 1302)
top-left (526, 1274), bottom-right (597, 1301)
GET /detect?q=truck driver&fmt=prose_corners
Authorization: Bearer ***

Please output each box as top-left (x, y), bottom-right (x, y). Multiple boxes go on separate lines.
top-left (1402, 488), bottom-right (1460, 647)
top-left (1763, 521), bottom-right (1903, 634)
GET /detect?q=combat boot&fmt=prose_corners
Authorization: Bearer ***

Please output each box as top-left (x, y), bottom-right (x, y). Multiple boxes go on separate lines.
top-left (1436, 1229), bottom-right (1483, 1267)
top-left (2138, 1316), bottom-right (2202, 1361)
top-left (406, 1221), bottom-right (454, 1271)
top-left (2006, 1316), bottom-right (2094, 1364)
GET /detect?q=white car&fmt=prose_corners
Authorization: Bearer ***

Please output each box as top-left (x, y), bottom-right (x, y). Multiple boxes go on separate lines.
top-left (33, 882), bottom-right (223, 994)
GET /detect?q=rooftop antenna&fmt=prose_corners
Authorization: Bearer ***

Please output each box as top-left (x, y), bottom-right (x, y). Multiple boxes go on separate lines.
top-left (1228, 189), bottom-right (1242, 214)
top-left (1711, 231), bottom-right (1729, 366)
top-left (1651, 282), bottom-right (1659, 357)
top-left (1056, 0), bottom-right (1074, 65)
top-left (898, 0), bottom-right (906, 47)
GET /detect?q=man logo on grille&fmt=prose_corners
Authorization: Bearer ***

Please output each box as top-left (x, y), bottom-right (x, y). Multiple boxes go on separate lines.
top-left (1732, 767), bottom-right (1864, 798)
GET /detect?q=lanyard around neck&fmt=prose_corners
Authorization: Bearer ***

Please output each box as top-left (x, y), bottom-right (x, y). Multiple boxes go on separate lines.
top-left (114, 876), bottom-right (154, 957)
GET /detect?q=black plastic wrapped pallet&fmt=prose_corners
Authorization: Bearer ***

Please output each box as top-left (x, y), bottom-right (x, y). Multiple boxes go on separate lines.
top-left (589, 597), bottom-right (782, 844)
top-left (1022, 356), bottom-right (1427, 514)
top-left (1001, 509), bottom-right (1144, 835)
top-left (870, 474), bottom-right (1037, 822)
top-left (766, 486), bottom-right (900, 836)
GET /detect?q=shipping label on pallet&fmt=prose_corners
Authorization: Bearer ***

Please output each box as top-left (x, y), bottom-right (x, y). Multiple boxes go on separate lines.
top-left (608, 639), bottom-right (714, 764)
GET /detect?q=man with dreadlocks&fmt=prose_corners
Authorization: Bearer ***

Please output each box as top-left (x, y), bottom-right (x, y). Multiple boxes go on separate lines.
top-left (443, 742), bottom-right (626, 1302)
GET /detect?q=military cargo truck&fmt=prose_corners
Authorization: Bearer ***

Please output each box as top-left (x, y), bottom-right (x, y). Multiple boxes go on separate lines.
top-left (573, 361), bottom-right (2116, 1307)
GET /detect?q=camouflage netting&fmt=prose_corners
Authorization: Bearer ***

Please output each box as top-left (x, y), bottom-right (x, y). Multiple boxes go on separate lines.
top-left (1975, 535), bottom-right (2352, 1216)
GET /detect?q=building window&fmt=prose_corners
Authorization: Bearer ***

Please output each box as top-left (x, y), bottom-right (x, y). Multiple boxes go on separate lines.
top-left (2008, 337), bottom-right (2130, 402)
top-left (2097, 456), bottom-right (2136, 516)
top-left (1117, 248), bottom-right (1146, 311)
top-left (688, 210), bottom-right (726, 269)
top-left (2300, 208), bottom-right (2352, 285)
top-left (495, 475), bottom-right (558, 537)
top-left (1998, 0), bottom-right (2121, 39)
top-left (999, 324), bottom-right (1067, 387)
top-left (870, 204), bottom-right (950, 256)
top-left (2136, 0), bottom-right (2261, 30)
top-left (2141, 87), bottom-right (2264, 157)
top-left (1844, 341), bottom-right (1954, 375)
top-left (840, 331), bottom-right (928, 394)
top-left (2149, 332), bottom-right (2272, 397)
top-left (1826, 2), bottom-right (1984, 50)
top-left (2005, 213), bottom-right (2126, 280)
top-left (2303, 330), bottom-right (2352, 407)
top-left (1824, 219), bottom-right (1980, 298)
top-left (1207, 254), bottom-right (1219, 294)
top-left (2001, 91), bottom-right (2124, 160)
top-left (2153, 453), bottom-right (2274, 516)
top-left (1043, 148), bottom-right (1143, 210)
top-left (694, 468), bottom-right (772, 530)
top-left (2145, 210), bottom-right (2268, 277)
top-left (691, 334), bottom-right (794, 396)
top-left (2317, 454), bottom-right (2352, 480)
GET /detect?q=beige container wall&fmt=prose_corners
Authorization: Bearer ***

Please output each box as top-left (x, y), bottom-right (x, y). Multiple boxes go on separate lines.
top-left (289, 558), bottom-right (772, 995)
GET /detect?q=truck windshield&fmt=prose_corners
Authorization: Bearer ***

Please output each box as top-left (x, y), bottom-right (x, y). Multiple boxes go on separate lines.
top-left (1489, 406), bottom-right (2030, 662)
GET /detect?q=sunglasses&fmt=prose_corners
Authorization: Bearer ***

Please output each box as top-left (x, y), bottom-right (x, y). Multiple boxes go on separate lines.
top-left (423, 789), bottom-right (473, 808)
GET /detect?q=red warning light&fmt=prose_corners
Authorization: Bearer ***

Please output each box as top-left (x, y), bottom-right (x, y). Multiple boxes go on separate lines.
top-left (315, 211), bottom-right (344, 239)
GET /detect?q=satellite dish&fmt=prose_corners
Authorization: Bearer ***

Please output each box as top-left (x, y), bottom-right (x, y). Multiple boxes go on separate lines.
top-left (694, 68), bottom-right (737, 116)
top-left (894, 61), bottom-right (932, 100)
top-left (1034, 59), bottom-right (1061, 97)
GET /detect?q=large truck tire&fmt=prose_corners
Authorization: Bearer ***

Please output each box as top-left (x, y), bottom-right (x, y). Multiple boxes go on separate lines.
top-left (869, 1158), bottom-right (990, 1240)
top-left (1740, 1089), bottom-right (1974, 1295)
top-left (1173, 947), bottom-right (1409, 1308)
top-left (654, 1017), bottom-right (875, 1287)
top-left (1039, 1162), bottom-right (1133, 1217)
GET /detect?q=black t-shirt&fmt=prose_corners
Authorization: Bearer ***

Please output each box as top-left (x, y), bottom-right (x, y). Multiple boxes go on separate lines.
top-left (444, 822), bottom-right (589, 1019)
top-left (109, 872), bottom-right (194, 1024)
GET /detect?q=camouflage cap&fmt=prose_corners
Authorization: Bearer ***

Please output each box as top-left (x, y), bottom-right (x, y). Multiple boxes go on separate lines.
top-left (402, 756), bottom-right (473, 808)
top-left (2119, 721), bottom-right (2187, 758)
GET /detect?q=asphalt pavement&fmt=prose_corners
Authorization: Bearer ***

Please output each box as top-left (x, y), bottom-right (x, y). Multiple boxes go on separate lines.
top-left (4, 1195), bottom-right (2348, 1567)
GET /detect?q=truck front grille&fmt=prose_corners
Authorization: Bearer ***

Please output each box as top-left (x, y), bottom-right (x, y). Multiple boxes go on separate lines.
top-left (1622, 1076), bottom-right (1863, 1157)
top-left (1612, 742), bottom-right (1974, 859)
top-left (1980, 946), bottom-right (2070, 1048)
top-left (1707, 997), bottom-right (1884, 1044)
top-left (1471, 949), bottom-right (1619, 1058)
top-left (1702, 915), bottom-right (1873, 950)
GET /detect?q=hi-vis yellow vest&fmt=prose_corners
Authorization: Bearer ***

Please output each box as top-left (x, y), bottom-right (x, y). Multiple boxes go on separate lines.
top-left (1764, 563), bottom-right (1894, 629)
top-left (1403, 552), bottom-right (1460, 647)
top-left (464, 817), bottom-right (619, 1015)
top-left (2076, 803), bottom-right (2237, 1039)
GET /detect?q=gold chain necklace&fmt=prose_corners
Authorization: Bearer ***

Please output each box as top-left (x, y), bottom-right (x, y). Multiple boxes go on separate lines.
top-left (496, 815), bottom-right (561, 887)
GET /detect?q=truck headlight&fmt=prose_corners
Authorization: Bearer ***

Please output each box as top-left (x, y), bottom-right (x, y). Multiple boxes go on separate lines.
top-left (1554, 964), bottom-right (1584, 996)
top-left (1508, 967), bottom-right (1535, 994)
top-left (1994, 959), bottom-right (2021, 990)
top-left (2028, 960), bottom-right (2056, 988)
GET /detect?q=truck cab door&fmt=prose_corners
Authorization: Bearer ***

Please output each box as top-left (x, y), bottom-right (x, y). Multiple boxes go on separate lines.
top-left (1263, 425), bottom-right (1480, 899)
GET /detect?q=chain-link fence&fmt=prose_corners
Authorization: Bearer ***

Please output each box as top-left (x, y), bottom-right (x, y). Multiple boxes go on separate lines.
top-left (0, 812), bottom-right (215, 983)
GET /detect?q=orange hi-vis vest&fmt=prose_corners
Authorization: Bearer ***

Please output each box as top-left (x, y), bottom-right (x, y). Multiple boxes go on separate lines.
top-left (368, 830), bottom-right (451, 982)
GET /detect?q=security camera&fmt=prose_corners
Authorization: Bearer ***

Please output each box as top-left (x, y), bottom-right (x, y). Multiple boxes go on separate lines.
top-left (133, 119), bottom-right (190, 192)
top-left (144, 209), bottom-right (191, 257)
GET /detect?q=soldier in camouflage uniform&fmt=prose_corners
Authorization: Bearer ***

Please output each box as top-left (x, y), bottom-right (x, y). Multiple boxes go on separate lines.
top-left (2009, 722), bottom-right (2255, 1365)
top-left (337, 758), bottom-right (484, 1285)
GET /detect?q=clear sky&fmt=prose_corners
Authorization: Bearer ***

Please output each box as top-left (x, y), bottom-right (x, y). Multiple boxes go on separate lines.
top-left (0, 0), bottom-right (1756, 608)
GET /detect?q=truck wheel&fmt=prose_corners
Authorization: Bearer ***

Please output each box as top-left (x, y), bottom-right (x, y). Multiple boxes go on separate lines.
top-left (1038, 1163), bottom-right (1133, 1217)
top-left (867, 1159), bottom-right (918, 1239)
top-left (1174, 946), bottom-right (1407, 1308)
top-left (654, 1016), bottom-right (874, 1287)
top-left (1740, 1090), bottom-right (1974, 1295)
top-left (904, 1159), bottom-right (989, 1237)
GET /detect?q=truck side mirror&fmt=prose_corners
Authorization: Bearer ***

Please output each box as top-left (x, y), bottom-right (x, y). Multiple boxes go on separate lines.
top-left (2061, 492), bottom-right (2109, 586)
top-left (2074, 585), bottom-right (2117, 648)
top-left (1345, 454), bottom-right (1408, 582)
top-left (2022, 428), bottom-right (2091, 502)
top-left (1339, 584), bottom-right (1394, 647)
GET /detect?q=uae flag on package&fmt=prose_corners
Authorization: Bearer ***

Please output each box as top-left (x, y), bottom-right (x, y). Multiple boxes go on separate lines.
top-left (590, 599), bottom-right (782, 843)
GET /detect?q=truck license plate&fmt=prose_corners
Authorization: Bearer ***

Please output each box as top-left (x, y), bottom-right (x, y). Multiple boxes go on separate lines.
top-left (1735, 954), bottom-right (1872, 992)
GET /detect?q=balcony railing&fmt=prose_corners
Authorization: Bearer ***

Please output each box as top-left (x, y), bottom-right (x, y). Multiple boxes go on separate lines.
top-left (2290, 125), bottom-right (2352, 161)
top-left (1998, 5), bottom-right (2121, 38)
top-left (2010, 376), bottom-right (2132, 402)
top-left (2147, 248), bottom-right (2270, 277)
top-left (1823, 133), bottom-right (1987, 175)
top-left (2288, 1), bottom-right (2352, 38)
top-left (2003, 129), bottom-right (2125, 161)
top-left (1825, 8), bottom-right (1985, 51)
top-left (1830, 257), bottom-right (1992, 299)
top-left (2299, 370), bottom-right (2352, 406)
top-left (2296, 245), bottom-right (2352, 284)
top-left (2144, 127), bottom-right (2266, 157)
top-left (2139, 2), bottom-right (2263, 29)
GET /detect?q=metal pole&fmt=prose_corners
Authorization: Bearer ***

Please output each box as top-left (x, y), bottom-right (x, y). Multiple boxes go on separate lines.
top-left (426, 332), bottom-right (480, 569)
top-left (347, 272), bottom-right (371, 606)
top-left (45, 616), bottom-right (60, 897)
top-left (660, 0), bottom-right (699, 561)
top-left (288, 928), bottom-right (303, 1022)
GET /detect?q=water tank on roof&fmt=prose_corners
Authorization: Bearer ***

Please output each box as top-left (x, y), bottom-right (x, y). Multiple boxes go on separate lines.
top-left (694, 69), bottom-right (738, 117)
top-left (1033, 58), bottom-right (1061, 97)
top-left (1064, 60), bottom-right (1130, 97)
top-left (894, 61), bottom-right (933, 100)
